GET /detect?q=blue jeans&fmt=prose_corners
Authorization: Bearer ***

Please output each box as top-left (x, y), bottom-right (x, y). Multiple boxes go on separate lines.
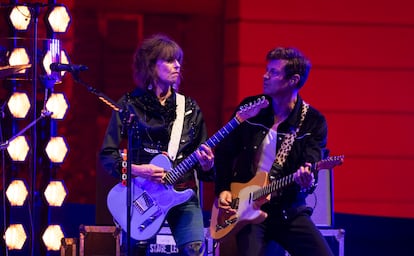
top-left (167, 195), bottom-right (206, 256)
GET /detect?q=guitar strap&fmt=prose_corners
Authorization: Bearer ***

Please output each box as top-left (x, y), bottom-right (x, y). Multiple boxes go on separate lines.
top-left (167, 93), bottom-right (185, 161)
top-left (271, 101), bottom-right (309, 173)
top-left (167, 93), bottom-right (201, 201)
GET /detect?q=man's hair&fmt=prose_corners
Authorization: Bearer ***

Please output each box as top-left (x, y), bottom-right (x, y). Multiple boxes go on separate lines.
top-left (133, 34), bottom-right (183, 89)
top-left (266, 47), bottom-right (311, 89)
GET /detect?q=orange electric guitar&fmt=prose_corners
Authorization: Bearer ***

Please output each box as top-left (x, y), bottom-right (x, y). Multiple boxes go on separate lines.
top-left (210, 155), bottom-right (344, 241)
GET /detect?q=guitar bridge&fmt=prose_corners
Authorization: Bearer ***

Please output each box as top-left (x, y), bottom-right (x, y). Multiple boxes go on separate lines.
top-left (133, 192), bottom-right (154, 214)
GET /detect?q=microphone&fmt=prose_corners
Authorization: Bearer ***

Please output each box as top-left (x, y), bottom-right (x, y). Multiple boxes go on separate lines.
top-left (50, 63), bottom-right (88, 73)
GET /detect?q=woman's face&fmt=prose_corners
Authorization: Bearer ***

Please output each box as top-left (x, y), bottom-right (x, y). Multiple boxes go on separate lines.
top-left (155, 58), bottom-right (181, 87)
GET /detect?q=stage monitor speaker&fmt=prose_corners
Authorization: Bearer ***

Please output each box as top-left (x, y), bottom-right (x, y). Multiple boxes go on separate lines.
top-left (306, 168), bottom-right (334, 227)
top-left (79, 225), bottom-right (121, 256)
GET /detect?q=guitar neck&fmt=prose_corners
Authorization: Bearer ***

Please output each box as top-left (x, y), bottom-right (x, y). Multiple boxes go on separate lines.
top-left (252, 173), bottom-right (296, 201)
top-left (164, 117), bottom-right (241, 185)
top-left (252, 162), bottom-right (318, 201)
top-left (251, 156), bottom-right (343, 201)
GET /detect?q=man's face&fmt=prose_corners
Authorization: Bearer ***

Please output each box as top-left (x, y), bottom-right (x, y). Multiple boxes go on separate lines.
top-left (263, 59), bottom-right (291, 97)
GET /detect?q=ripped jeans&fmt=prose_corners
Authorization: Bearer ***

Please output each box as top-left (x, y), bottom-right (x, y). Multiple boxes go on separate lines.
top-left (179, 241), bottom-right (205, 256)
top-left (168, 196), bottom-right (206, 256)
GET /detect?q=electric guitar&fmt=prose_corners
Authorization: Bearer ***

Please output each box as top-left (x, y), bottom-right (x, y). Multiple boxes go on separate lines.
top-left (210, 155), bottom-right (344, 241)
top-left (107, 96), bottom-right (269, 241)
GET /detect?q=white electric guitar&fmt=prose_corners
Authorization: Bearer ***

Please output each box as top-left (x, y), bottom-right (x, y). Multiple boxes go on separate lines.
top-left (107, 96), bottom-right (269, 241)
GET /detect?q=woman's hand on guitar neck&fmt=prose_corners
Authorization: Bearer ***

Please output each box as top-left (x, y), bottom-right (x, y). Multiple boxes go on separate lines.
top-left (131, 163), bottom-right (166, 183)
top-left (195, 144), bottom-right (215, 171)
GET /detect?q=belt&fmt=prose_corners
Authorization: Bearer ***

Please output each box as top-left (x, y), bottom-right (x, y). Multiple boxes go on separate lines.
top-left (281, 205), bottom-right (312, 220)
top-left (174, 179), bottom-right (197, 191)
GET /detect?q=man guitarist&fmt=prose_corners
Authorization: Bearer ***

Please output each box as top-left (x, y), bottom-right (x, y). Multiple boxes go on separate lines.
top-left (214, 47), bottom-right (334, 256)
top-left (99, 34), bottom-right (215, 256)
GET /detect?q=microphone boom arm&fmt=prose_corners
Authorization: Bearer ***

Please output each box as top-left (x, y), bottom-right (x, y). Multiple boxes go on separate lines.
top-left (78, 79), bottom-right (122, 112)
top-left (62, 66), bottom-right (122, 112)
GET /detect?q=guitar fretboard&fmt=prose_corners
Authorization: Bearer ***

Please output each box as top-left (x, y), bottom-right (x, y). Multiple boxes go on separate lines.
top-left (251, 156), bottom-right (343, 201)
top-left (252, 174), bottom-right (296, 201)
top-left (164, 117), bottom-right (241, 185)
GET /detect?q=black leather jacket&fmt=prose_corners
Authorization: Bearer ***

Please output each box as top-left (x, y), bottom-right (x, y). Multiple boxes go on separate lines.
top-left (99, 88), bottom-right (214, 191)
top-left (214, 94), bottom-right (328, 208)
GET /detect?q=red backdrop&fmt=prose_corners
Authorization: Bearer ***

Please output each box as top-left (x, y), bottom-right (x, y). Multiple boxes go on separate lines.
top-left (222, 0), bottom-right (414, 219)
top-left (1, 0), bottom-right (413, 221)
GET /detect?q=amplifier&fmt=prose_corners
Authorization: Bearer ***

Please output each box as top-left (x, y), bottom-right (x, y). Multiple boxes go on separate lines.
top-left (306, 168), bottom-right (334, 227)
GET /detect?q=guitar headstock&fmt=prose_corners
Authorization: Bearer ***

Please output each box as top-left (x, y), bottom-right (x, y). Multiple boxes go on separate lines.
top-left (235, 96), bottom-right (269, 122)
top-left (315, 155), bottom-right (344, 171)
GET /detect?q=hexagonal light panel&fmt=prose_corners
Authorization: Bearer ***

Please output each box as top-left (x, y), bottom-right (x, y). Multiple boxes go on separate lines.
top-left (9, 48), bottom-right (30, 66)
top-left (4, 224), bottom-right (27, 250)
top-left (9, 5), bottom-right (31, 31)
top-left (45, 136), bottom-right (68, 163)
top-left (44, 180), bottom-right (67, 207)
top-left (6, 179), bottom-right (28, 206)
top-left (7, 136), bottom-right (30, 162)
top-left (42, 225), bottom-right (64, 251)
top-left (46, 5), bottom-right (71, 33)
top-left (7, 91), bottom-right (31, 118)
top-left (46, 93), bottom-right (68, 119)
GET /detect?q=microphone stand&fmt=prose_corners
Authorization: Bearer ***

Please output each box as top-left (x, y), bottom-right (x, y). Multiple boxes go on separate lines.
top-left (70, 71), bottom-right (137, 256)
top-left (0, 110), bottom-right (52, 151)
